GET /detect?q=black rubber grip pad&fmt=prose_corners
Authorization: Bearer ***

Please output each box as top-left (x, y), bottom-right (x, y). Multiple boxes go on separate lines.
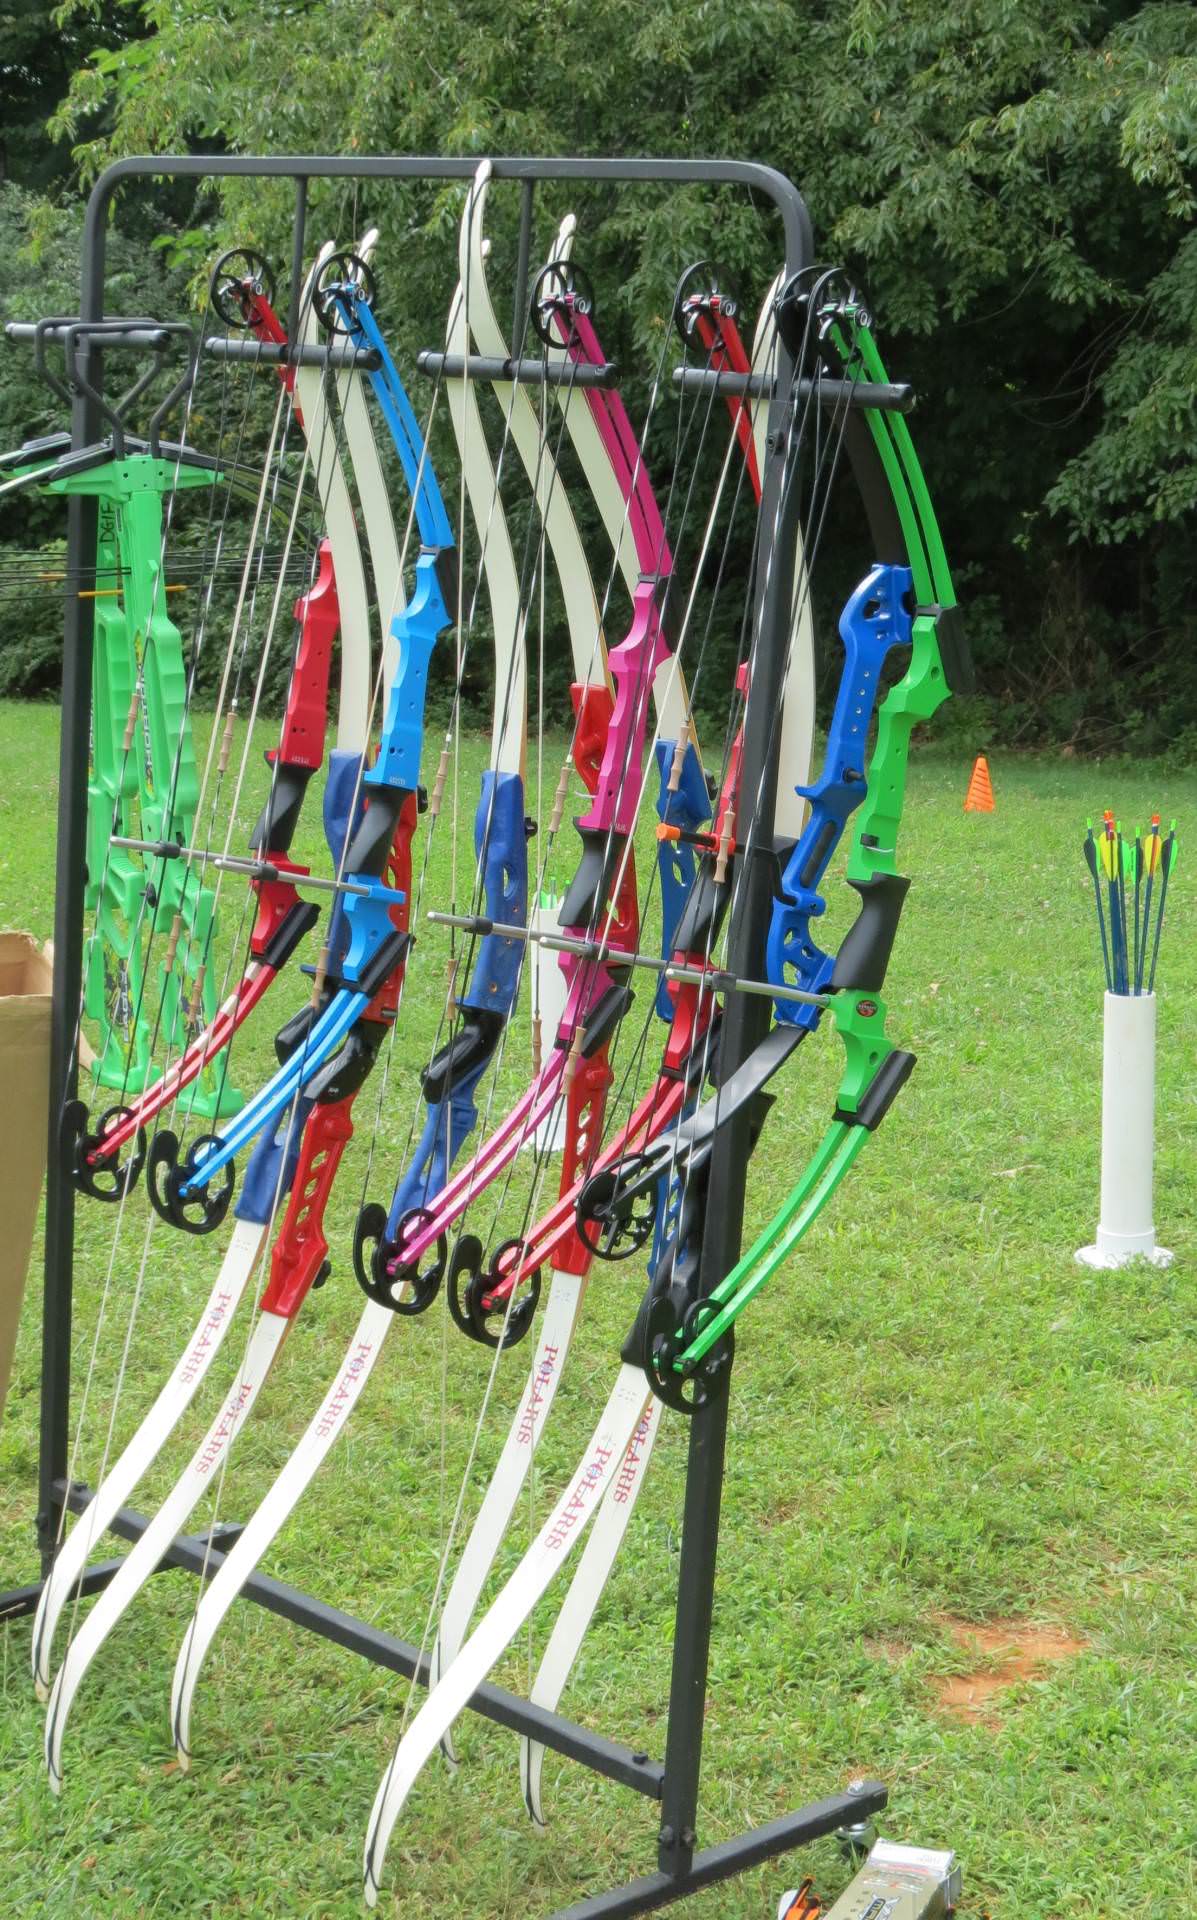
top-left (250, 761), bottom-right (313, 857)
top-left (308, 1015), bottom-right (388, 1104)
top-left (932, 602), bottom-right (973, 695)
top-left (260, 899), bottom-right (321, 971)
top-left (357, 927), bottom-right (411, 999)
top-left (830, 871), bottom-right (911, 992)
top-left (559, 825), bottom-right (630, 934)
top-left (579, 983), bottom-right (634, 1057)
top-left (422, 1007), bottom-right (505, 1103)
top-left (672, 854), bottom-right (730, 958)
top-left (343, 784), bottom-right (408, 881)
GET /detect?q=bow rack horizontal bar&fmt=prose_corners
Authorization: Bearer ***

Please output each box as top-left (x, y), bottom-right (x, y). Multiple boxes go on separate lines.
top-left (672, 365), bottom-right (915, 413)
top-left (109, 836), bottom-right (387, 900)
top-left (5, 322), bottom-right (174, 352)
top-left (417, 349), bottom-right (618, 390)
top-left (204, 337), bottom-right (383, 372)
top-left (426, 911), bottom-right (830, 1009)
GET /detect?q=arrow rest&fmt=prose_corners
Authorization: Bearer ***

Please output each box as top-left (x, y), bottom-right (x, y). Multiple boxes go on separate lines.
top-left (312, 251), bottom-right (378, 336)
top-left (353, 1203), bottom-right (443, 1315)
top-left (208, 249), bottom-right (276, 329)
top-left (145, 1128), bottom-right (234, 1235)
top-left (72, 1101), bottom-right (148, 1202)
top-left (530, 258), bottom-right (595, 349)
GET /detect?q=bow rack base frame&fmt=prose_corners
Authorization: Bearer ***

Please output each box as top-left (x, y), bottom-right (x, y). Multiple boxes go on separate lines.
top-left (5, 150), bottom-right (889, 1917)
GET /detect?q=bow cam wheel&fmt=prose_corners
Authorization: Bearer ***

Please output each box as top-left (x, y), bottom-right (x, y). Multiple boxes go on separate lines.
top-left (642, 1292), bottom-right (732, 1415)
top-left (146, 1130), bottom-right (235, 1235)
top-left (530, 259), bottom-right (596, 349)
top-left (355, 1203), bottom-right (444, 1314)
top-left (210, 249), bottom-right (275, 328)
top-left (312, 251), bottom-right (377, 335)
top-left (74, 1104), bottom-right (147, 1202)
top-left (576, 1154), bottom-right (657, 1261)
top-left (673, 260), bottom-right (739, 344)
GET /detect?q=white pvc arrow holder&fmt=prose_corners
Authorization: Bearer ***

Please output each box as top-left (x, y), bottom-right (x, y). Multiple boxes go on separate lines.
top-left (525, 893), bottom-right (568, 1154)
top-left (1076, 990), bottom-right (1172, 1270)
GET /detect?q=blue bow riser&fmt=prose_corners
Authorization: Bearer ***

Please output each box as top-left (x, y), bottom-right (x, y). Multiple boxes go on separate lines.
top-left (383, 770), bottom-right (527, 1229)
top-left (767, 562), bottom-right (913, 1031)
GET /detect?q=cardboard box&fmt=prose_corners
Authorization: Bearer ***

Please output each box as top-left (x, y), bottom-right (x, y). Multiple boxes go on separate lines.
top-left (0, 932), bottom-right (52, 1420)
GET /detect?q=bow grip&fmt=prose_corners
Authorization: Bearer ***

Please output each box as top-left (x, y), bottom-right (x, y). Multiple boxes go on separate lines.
top-left (233, 1093), bottom-right (315, 1225)
top-left (558, 825), bottom-right (639, 950)
top-left (931, 601), bottom-right (972, 695)
top-left (250, 762), bottom-right (315, 862)
top-left (385, 1078), bottom-right (484, 1235)
top-left (830, 871), bottom-right (911, 993)
top-left (321, 748), bottom-right (368, 974)
top-left (305, 1012), bottom-right (389, 1105)
top-left (653, 737), bottom-right (710, 1020)
top-left (460, 770), bottom-right (528, 1014)
top-left (367, 560), bottom-right (446, 792)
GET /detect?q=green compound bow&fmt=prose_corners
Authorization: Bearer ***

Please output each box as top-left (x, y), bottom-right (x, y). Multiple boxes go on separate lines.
top-left (3, 321), bottom-right (241, 1117)
top-left (56, 453), bottom-right (233, 1110)
top-left (621, 274), bottom-right (969, 1404)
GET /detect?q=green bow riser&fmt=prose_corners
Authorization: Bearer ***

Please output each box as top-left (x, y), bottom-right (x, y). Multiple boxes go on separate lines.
top-left (48, 456), bottom-right (242, 1117)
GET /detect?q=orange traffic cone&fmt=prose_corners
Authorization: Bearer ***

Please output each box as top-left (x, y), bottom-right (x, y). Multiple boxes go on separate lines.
top-left (964, 754), bottom-right (994, 813)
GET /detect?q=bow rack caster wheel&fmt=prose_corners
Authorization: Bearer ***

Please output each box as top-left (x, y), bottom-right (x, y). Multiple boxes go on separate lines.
top-left (576, 1154), bottom-right (657, 1261)
top-left (146, 1129), bottom-right (235, 1235)
top-left (354, 1203), bottom-right (443, 1314)
top-left (834, 1803), bottom-right (878, 1863)
top-left (530, 258), bottom-right (595, 349)
top-left (209, 248), bottom-right (275, 328)
top-left (70, 1102), bottom-right (147, 1202)
top-left (312, 251), bottom-right (377, 335)
top-left (673, 259), bottom-right (739, 345)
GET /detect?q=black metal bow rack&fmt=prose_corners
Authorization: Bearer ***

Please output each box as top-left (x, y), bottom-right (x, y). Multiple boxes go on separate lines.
top-left (0, 152), bottom-right (886, 1916)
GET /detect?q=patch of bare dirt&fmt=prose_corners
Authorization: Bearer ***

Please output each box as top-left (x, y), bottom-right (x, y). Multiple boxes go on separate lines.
top-left (930, 1613), bottom-right (1087, 1724)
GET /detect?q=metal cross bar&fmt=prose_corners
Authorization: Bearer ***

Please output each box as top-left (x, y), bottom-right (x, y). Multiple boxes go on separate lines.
top-left (416, 349), bottom-right (618, 389)
top-left (426, 910), bottom-right (830, 1009)
top-left (5, 322), bottom-right (174, 352)
top-left (204, 337), bottom-right (382, 371)
top-left (109, 835), bottom-right (391, 900)
top-left (672, 364), bottom-right (915, 412)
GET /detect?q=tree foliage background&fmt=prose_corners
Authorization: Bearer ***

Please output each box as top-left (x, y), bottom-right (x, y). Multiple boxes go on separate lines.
top-left (1, 0), bottom-right (1194, 753)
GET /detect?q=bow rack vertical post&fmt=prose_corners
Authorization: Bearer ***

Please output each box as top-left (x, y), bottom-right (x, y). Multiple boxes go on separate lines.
top-left (37, 360), bottom-right (99, 1574)
top-left (655, 293), bottom-right (805, 1890)
top-left (4, 151), bottom-right (888, 1917)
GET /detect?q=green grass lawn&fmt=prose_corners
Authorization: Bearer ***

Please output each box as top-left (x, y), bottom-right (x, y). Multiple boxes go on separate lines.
top-left (1, 695), bottom-right (1195, 1919)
